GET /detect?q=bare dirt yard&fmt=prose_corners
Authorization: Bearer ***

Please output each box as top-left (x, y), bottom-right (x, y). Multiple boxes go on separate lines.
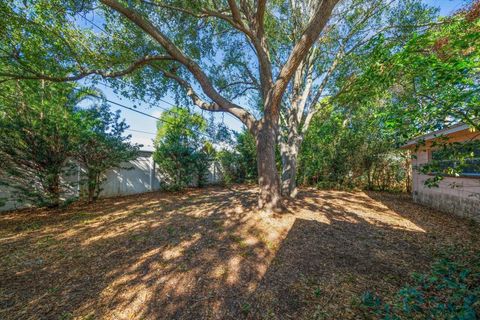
top-left (1, 186), bottom-right (479, 319)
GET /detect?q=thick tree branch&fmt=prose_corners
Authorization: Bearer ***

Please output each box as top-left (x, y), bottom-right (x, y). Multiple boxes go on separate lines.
top-left (252, 0), bottom-right (270, 98)
top-left (142, 1), bottom-right (251, 35)
top-left (0, 55), bottom-right (172, 82)
top-left (255, 0), bottom-right (267, 31)
top-left (101, 0), bottom-right (256, 130)
top-left (295, 64), bottom-right (315, 123)
top-left (159, 69), bottom-right (256, 131)
top-left (227, 0), bottom-right (245, 27)
top-left (295, 0), bottom-right (387, 135)
top-left (141, 0), bottom-right (272, 101)
top-left (268, 0), bottom-right (340, 117)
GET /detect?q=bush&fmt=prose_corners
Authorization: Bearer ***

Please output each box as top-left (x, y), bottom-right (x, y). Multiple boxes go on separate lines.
top-left (216, 150), bottom-right (241, 185)
top-left (216, 129), bottom-right (257, 185)
top-left (153, 107), bottom-right (211, 190)
top-left (360, 250), bottom-right (480, 319)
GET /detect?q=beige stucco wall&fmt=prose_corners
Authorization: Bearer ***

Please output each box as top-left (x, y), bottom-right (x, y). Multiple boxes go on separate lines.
top-left (412, 149), bottom-right (480, 222)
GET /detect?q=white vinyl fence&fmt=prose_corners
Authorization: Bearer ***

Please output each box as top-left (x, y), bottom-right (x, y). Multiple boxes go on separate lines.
top-left (0, 150), bottom-right (222, 212)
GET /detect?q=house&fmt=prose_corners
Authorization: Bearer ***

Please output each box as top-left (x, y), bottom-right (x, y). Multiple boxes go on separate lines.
top-left (402, 123), bottom-right (480, 222)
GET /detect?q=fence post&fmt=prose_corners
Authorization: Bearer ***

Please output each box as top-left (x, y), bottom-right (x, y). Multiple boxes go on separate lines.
top-left (149, 156), bottom-right (154, 191)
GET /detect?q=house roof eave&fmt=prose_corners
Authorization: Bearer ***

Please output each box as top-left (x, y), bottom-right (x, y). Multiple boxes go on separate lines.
top-left (400, 123), bottom-right (471, 149)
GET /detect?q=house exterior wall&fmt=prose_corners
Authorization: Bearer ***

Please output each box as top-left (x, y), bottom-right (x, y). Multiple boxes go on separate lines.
top-left (412, 148), bottom-right (480, 222)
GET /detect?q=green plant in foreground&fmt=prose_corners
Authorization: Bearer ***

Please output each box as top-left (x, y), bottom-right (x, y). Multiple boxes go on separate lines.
top-left (360, 251), bottom-right (480, 319)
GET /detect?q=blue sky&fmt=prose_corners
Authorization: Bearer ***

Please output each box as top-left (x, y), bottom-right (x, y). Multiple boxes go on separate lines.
top-left (99, 0), bottom-right (466, 151)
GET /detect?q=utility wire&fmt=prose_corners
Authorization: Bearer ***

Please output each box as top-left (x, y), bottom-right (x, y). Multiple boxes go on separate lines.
top-left (106, 97), bottom-right (163, 121)
top-left (77, 11), bottom-right (242, 127)
top-left (126, 128), bottom-right (157, 135)
top-left (77, 12), bottom-right (177, 113)
top-left (74, 88), bottom-right (213, 140)
top-left (96, 81), bottom-right (175, 114)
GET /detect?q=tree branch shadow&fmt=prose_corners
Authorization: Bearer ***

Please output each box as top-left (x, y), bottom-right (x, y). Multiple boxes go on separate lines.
top-left (1, 186), bottom-right (478, 319)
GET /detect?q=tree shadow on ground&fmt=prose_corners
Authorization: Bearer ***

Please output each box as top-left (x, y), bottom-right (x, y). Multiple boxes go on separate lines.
top-left (0, 187), bottom-right (479, 319)
top-left (1, 187), bottom-right (273, 319)
top-left (246, 190), bottom-right (479, 319)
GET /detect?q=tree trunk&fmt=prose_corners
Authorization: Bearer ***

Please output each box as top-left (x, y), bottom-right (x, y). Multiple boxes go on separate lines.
top-left (255, 120), bottom-right (282, 212)
top-left (87, 181), bottom-right (95, 203)
top-left (280, 141), bottom-right (299, 198)
top-left (47, 174), bottom-right (61, 207)
top-left (87, 171), bottom-right (96, 203)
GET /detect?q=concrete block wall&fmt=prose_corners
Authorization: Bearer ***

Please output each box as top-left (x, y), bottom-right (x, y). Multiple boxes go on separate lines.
top-left (412, 149), bottom-right (480, 222)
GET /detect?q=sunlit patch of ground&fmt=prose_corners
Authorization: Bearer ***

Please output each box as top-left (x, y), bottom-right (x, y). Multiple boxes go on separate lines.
top-left (0, 186), bottom-right (478, 319)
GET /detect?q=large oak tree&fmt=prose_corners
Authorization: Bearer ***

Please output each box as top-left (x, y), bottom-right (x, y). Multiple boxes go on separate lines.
top-left (1, 0), bottom-right (343, 210)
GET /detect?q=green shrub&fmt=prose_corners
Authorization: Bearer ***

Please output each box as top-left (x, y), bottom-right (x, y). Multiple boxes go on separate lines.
top-left (360, 251), bottom-right (480, 319)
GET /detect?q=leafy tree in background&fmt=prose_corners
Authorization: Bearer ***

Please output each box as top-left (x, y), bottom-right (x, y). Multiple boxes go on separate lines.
top-left (298, 103), bottom-right (409, 191)
top-left (392, 1), bottom-right (480, 188)
top-left (236, 130), bottom-right (258, 182)
top-left (0, 81), bottom-right (83, 207)
top-left (217, 129), bottom-right (257, 184)
top-left (278, 0), bottom-right (435, 197)
top-left (393, 1), bottom-right (479, 132)
top-left (196, 141), bottom-right (216, 188)
top-left (0, 78), bottom-right (139, 207)
top-left (74, 102), bottom-right (140, 202)
top-left (334, 1), bottom-right (480, 189)
top-left (338, 0), bottom-right (479, 138)
top-left (153, 107), bottom-right (211, 190)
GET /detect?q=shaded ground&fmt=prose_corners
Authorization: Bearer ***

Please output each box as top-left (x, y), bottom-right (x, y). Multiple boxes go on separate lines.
top-left (0, 186), bottom-right (479, 319)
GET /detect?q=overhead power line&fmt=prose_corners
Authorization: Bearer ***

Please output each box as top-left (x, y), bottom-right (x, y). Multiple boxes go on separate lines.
top-left (77, 11), bottom-right (243, 128)
top-left (106, 97), bottom-right (162, 120)
top-left (74, 88), bottom-right (213, 140)
top-left (126, 128), bottom-right (157, 135)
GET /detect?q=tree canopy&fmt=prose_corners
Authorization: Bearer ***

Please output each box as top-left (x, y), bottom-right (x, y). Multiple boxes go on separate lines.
top-left (0, 0), bottom-right (478, 209)
top-left (0, 80), bottom-right (84, 207)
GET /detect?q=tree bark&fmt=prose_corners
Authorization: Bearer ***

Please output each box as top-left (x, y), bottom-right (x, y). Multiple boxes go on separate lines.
top-left (47, 174), bottom-right (61, 208)
top-left (87, 172), bottom-right (96, 203)
top-left (280, 140), bottom-right (300, 198)
top-left (255, 119), bottom-right (282, 212)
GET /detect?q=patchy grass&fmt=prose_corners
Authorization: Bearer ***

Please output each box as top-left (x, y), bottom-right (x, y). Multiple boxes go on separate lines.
top-left (0, 186), bottom-right (479, 319)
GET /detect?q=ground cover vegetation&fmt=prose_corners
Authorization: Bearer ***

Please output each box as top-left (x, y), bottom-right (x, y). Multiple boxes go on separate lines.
top-left (0, 187), bottom-right (479, 319)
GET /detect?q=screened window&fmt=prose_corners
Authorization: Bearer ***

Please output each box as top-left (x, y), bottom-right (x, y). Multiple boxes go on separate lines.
top-left (430, 141), bottom-right (480, 177)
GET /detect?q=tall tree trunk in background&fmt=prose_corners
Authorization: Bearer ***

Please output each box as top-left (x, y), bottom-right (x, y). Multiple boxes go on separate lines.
top-left (255, 118), bottom-right (282, 212)
top-left (280, 137), bottom-right (301, 198)
top-left (46, 173), bottom-right (61, 207)
top-left (405, 152), bottom-right (412, 193)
